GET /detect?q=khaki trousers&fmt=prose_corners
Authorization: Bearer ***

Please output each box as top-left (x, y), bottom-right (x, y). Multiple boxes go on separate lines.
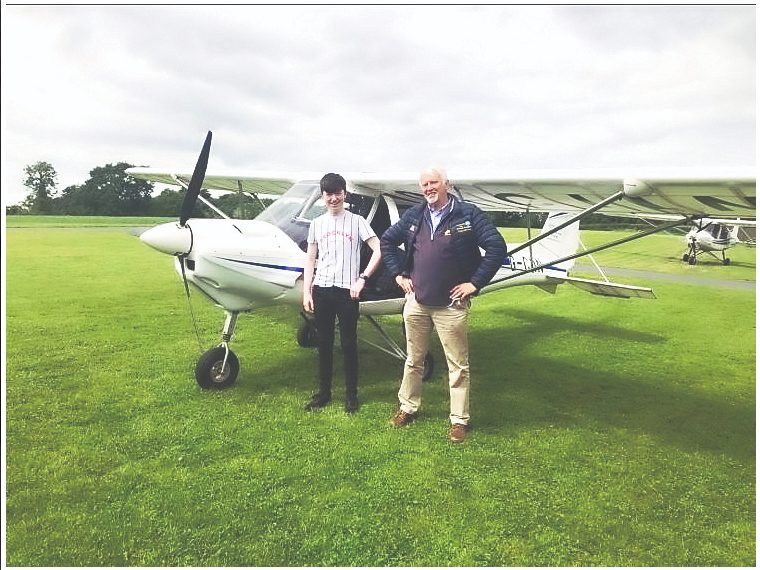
top-left (398, 296), bottom-right (471, 425)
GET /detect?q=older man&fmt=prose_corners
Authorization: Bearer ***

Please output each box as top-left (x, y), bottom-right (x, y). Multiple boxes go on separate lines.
top-left (380, 167), bottom-right (507, 442)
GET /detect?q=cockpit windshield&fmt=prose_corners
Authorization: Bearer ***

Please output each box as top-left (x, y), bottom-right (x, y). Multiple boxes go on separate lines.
top-left (256, 183), bottom-right (322, 250)
top-left (706, 223), bottom-right (729, 240)
top-left (256, 182), bottom-right (377, 252)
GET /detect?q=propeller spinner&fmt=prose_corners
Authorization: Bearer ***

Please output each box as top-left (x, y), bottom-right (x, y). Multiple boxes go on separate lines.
top-left (140, 131), bottom-right (213, 255)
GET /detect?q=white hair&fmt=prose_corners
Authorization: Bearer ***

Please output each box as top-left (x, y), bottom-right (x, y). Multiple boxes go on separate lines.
top-left (419, 165), bottom-right (449, 185)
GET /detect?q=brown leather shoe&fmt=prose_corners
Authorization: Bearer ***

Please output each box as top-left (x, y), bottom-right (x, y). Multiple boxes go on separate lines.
top-left (449, 423), bottom-right (467, 443)
top-left (390, 409), bottom-right (417, 427)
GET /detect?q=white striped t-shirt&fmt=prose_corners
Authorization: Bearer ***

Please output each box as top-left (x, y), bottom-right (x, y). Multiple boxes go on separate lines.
top-left (307, 210), bottom-right (376, 288)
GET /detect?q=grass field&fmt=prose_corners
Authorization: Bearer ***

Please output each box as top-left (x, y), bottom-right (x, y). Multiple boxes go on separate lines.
top-left (5, 216), bottom-right (756, 566)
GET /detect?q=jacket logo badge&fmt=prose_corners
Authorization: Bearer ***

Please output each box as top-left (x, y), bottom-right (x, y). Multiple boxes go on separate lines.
top-left (454, 220), bottom-right (472, 233)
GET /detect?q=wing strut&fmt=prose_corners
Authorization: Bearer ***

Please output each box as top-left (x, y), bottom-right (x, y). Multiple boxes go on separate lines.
top-left (491, 215), bottom-right (700, 287)
top-left (507, 189), bottom-right (629, 258)
top-left (239, 179), bottom-right (268, 212)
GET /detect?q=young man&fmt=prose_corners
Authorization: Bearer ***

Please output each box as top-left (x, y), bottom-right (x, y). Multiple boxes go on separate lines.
top-left (302, 173), bottom-right (382, 413)
top-left (380, 166), bottom-right (507, 442)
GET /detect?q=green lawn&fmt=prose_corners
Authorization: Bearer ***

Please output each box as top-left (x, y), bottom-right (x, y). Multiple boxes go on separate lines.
top-left (5, 219), bottom-right (756, 566)
top-left (6, 214), bottom-right (174, 227)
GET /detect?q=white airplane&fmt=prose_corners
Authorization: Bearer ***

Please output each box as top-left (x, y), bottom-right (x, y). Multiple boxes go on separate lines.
top-left (128, 132), bottom-right (756, 389)
top-left (681, 218), bottom-right (756, 265)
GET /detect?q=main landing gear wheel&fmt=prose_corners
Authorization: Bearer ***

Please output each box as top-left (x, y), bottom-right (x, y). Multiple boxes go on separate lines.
top-left (297, 321), bottom-right (319, 348)
top-left (195, 346), bottom-right (239, 389)
top-left (422, 353), bottom-right (435, 383)
top-left (723, 257), bottom-right (731, 266)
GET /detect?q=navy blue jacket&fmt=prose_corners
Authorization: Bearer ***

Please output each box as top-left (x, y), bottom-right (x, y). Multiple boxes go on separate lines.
top-left (380, 198), bottom-right (507, 292)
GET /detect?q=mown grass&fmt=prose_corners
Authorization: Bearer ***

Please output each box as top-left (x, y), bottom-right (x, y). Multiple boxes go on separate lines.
top-left (6, 214), bottom-right (174, 227)
top-left (5, 219), bottom-right (756, 566)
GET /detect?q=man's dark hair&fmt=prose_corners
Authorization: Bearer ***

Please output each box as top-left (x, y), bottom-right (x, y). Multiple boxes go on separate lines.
top-left (320, 172), bottom-right (346, 194)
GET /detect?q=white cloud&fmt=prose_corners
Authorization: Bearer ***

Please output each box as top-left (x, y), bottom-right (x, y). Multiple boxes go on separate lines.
top-left (2, 5), bottom-right (755, 206)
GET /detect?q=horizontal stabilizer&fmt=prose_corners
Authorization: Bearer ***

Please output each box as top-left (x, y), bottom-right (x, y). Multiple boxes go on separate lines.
top-left (549, 276), bottom-right (656, 299)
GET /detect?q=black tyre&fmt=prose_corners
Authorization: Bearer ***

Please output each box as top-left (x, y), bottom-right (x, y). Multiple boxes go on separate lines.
top-left (723, 257), bottom-right (731, 266)
top-left (297, 322), bottom-right (319, 348)
top-left (688, 256), bottom-right (697, 265)
top-left (682, 253), bottom-right (690, 262)
top-left (422, 353), bottom-right (435, 382)
top-left (195, 346), bottom-right (239, 389)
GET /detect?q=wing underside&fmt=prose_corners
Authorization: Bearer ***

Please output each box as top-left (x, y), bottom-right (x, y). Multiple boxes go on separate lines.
top-left (127, 166), bottom-right (755, 218)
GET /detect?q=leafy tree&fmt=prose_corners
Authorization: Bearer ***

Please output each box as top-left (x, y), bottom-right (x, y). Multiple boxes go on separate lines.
top-left (147, 187), bottom-right (235, 219)
top-left (83, 162), bottom-right (154, 215)
top-left (22, 161), bottom-right (57, 213)
top-left (51, 162), bottom-right (154, 215)
top-left (213, 192), bottom-right (271, 219)
top-left (53, 184), bottom-right (86, 215)
top-left (6, 204), bottom-right (26, 215)
top-left (148, 188), bottom-right (185, 217)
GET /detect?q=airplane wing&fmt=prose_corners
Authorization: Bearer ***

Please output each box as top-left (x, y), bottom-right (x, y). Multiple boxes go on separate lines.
top-left (623, 213), bottom-right (756, 224)
top-left (126, 168), bottom-right (313, 196)
top-left (706, 218), bottom-right (757, 226)
top-left (347, 170), bottom-right (756, 218)
top-left (127, 167), bottom-right (755, 217)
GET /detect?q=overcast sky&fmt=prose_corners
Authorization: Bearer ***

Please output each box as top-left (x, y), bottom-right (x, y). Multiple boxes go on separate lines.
top-left (2, 4), bottom-right (755, 206)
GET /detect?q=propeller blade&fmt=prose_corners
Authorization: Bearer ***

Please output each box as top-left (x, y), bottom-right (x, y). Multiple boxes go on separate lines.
top-left (179, 130), bottom-right (213, 226)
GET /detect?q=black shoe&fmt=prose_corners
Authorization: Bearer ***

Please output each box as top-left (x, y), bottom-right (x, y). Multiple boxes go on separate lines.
top-left (304, 393), bottom-right (331, 411)
top-left (345, 395), bottom-right (359, 414)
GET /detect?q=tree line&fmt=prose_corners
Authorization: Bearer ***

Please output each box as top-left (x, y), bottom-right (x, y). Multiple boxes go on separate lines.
top-left (6, 161), bottom-right (268, 219)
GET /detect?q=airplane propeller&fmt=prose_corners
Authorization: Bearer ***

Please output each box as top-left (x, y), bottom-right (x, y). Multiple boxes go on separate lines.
top-left (180, 130), bottom-right (212, 226)
top-left (175, 131), bottom-right (213, 354)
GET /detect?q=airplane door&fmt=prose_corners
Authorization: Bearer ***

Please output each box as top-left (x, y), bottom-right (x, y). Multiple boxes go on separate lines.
top-left (359, 194), bottom-right (403, 300)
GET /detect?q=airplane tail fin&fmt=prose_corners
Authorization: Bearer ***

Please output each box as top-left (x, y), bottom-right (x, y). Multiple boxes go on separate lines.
top-left (528, 212), bottom-right (580, 271)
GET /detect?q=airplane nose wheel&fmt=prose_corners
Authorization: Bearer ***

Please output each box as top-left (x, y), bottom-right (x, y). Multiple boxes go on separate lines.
top-left (422, 353), bottom-right (435, 383)
top-left (683, 241), bottom-right (698, 265)
top-left (195, 345), bottom-right (239, 389)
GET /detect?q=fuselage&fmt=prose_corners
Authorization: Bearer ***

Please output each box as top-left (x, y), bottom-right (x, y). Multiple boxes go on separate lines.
top-left (140, 182), bottom-right (580, 314)
top-left (686, 222), bottom-right (737, 253)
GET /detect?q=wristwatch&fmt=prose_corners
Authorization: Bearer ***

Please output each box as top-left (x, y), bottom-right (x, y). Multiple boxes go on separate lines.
top-left (358, 273), bottom-right (369, 280)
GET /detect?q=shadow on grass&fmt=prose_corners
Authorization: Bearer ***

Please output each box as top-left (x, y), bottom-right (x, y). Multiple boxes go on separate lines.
top-left (195, 306), bottom-right (753, 463)
top-left (468, 308), bottom-right (754, 462)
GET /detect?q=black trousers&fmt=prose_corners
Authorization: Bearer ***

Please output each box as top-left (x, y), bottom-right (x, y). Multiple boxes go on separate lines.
top-left (312, 286), bottom-right (360, 397)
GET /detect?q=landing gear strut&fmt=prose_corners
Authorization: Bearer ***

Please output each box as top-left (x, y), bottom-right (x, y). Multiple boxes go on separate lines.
top-left (195, 311), bottom-right (240, 389)
top-left (364, 316), bottom-right (435, 382)
top-left (683, 239), bottom-right (698, 265)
